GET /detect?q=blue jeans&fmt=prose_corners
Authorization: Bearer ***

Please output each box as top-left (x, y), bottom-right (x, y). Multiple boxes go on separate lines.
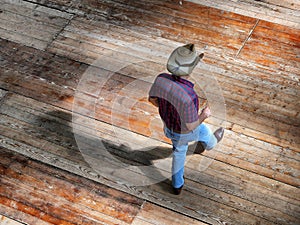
top-left (164, 124), bottom-right (217, 188)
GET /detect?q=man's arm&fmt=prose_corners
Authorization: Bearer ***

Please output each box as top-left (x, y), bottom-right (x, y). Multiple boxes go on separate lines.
top-left (148, 97), bottom-right (159, 107)
top-left (186, 106), bottom-right (211, 131)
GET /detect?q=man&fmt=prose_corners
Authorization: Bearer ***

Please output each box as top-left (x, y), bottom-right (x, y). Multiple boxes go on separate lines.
top-left (148, 44), bottom-right (224, 195)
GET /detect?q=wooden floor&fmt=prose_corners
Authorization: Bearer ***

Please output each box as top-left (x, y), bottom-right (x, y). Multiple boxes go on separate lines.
top-left (0, 0), bottom-right (299, 224)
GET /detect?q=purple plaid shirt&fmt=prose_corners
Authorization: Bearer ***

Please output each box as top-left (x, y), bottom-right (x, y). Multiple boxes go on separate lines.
top-left (149, 73), bottom-right (199, 132)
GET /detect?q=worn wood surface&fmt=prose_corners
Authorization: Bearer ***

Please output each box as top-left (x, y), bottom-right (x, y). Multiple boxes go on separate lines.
top-left (187, 0), bottom-right (300, 29)
top-left (0, 215), bottom-right (23, 225)
top-left (0, 0), bottom-right (299, 224)
top-left (1, 149), bottom-right (205, 225)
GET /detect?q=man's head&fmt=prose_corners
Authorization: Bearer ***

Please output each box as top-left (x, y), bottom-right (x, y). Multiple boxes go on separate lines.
top-left (167, 44), bottom-right (204, 77)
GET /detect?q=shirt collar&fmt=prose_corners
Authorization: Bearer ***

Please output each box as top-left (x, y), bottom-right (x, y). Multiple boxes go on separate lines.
top-left (159, 73), bottom-right (194, 88)
top-left (169, 73), bottom-right (194, 88)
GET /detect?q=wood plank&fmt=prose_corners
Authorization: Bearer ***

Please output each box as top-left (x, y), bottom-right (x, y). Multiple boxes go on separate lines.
top-left (32, 0), bottom-right (300, 29)
top-left (0, 215), bottom-right (24, 225)
top-left (0, 0), bottom-right (72, 50)
top-left (0, 28), bottom-right (48, 50)
top-left (238, 25), bottom-right (300, 73)
top-left (54, 17), bottom-right (299, 102)
top-left (1, 128), bottom-right (298, 224)
top-left (2, 0), bottom-right (73, 20)
top-left (187, 0), bottom-right (300, 29)
top-left (0, 148), bottom-right (144, 225)
top-left (131, 202), bottom-right (208, 225)
top-left (0, 204), bottom-right (52, 225)
top-left (0, 196), bottom-right (75, 225)
top-left (0, 89), bottom-right (7, 101)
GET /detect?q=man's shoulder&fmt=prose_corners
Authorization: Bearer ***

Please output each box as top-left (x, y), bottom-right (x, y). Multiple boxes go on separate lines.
top-left (153, 73), bottom-right (173, 85)
top-left (157, 73), bottom-right (172, 79)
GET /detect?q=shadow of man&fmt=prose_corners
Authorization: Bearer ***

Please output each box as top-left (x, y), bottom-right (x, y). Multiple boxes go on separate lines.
top-left (35, 110), bottom-right (174, 189)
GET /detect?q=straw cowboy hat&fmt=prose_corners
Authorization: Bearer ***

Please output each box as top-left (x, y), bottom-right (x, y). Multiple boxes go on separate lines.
top-left (167, 44), bottom-right (204, 76)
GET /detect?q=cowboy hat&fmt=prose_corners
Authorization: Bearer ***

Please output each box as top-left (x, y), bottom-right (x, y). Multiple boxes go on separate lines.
top-left (167, 44), bottom-right (203, 76)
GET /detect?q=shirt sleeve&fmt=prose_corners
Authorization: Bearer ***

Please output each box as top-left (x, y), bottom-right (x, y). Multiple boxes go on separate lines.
top-left (149, 75), bottom-right (170, 98)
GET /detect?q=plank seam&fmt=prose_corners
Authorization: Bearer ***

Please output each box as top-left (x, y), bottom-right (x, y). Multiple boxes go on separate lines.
top-left (24, 0), bottom-right (76, 15)
top-left (45, 16), bottom-right (74, 50)
top-left (0, 90), bottom-right (10, 107)
top-left (236, 19), bottom-right (260, 58)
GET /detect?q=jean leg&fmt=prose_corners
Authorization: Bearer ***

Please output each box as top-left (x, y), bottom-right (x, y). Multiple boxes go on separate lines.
top-left (171, 141), bottom-right (188, 188)
top-left (197, 123), bottom-right (217, 150)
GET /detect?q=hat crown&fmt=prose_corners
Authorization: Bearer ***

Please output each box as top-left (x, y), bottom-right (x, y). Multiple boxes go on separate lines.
top-left (176, 44), bottom-right (197, 64)
top-left (167, 43), bottom-right (200, 76)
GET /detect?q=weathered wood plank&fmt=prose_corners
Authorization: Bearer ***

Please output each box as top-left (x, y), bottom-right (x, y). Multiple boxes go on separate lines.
top-left (0, 0), bottom-right (72, 50)
top-left (0, 28), bottom-right (48, 50)
top-left (0, 89), bottom-right (7, 102)
top-left (0, 215), bottom-right (24, 225)
top-left (187, 0), bottom-right (300, 29)
top-left (238, 33), bottom-right (300, 74)
top-left (48, 28), bottom-right (296, 112)
top-left (132, 202), bottom-right (208, 225)
top-left (0, 204), bottom-right (52, 225)
top-left (0, 196), bottom-right (75, 225)
top-left (0, 171), bottom-right (131, 225)
top-left (47, 16), bottom-right (299, 105)
top-left (0, 149), bottom-right (144, 225)
top-left (2, 0), bottom-right (72, 21)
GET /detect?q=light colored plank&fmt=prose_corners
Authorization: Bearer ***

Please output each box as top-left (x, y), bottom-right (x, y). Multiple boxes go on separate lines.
top-left (0, 28), bottom-right (48, 50)
top-left (1, 1), bottom-right (71, 25)
top-left (0, 215), bottom-right (23, 225)
top-left (259, 0), bottom-right (300, 10)
top-left (0, 0), bottom-right (72, 50)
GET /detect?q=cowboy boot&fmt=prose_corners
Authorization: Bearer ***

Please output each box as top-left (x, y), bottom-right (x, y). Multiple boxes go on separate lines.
top-left (214, 127), bottom-right (225, 143)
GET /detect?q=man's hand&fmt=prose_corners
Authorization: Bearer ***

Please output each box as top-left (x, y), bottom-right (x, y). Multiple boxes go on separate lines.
top-left (200, 106), bottom-right (211, 120)
top-left (186, 106), bottom-right (211, 131)
top-left (198, 106), bottom-right (211, 125)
